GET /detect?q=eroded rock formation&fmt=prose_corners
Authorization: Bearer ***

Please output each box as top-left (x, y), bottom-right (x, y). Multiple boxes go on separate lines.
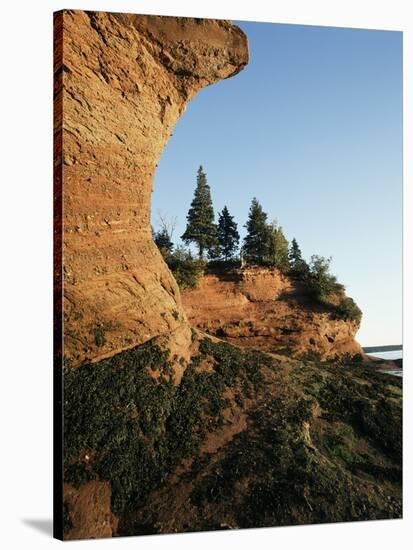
top-left (56, 13), bottom-right (402, 541)
top-left (182, 269), bottom-right (362, 359)
top-left (54, 10), bottom-right (248, 367)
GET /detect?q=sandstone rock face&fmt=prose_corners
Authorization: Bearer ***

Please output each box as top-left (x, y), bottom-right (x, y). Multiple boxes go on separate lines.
top-left (182, 269), bottom-right (362, 360)
top-left (54, 10), bottom-right (248, 367)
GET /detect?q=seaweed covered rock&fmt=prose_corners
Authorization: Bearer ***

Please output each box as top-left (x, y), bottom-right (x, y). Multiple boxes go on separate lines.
top-left (63, 338), bottom-right (402, 538)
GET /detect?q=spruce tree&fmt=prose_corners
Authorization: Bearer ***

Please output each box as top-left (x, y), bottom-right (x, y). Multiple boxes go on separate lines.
top-left (154, 228), bottom-right (174, 257)
top-left (265, 223), bottom-right (289, 271)
top-left (289, 238), bottom-right (302, 265)
top-left (243, 198), bottom-right (269, 264)
top-left (288, 237), bottom-right (308, 277)
top-left (181, 166), bottom-right (218, 258)
top-left (217, 206), bottom-right (240, 261)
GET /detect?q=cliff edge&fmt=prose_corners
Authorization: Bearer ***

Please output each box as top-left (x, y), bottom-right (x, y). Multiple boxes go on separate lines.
top-left (182, 268), bottom-right (362, 360)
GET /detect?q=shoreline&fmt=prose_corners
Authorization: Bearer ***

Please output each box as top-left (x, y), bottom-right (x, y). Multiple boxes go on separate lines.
top-left (364, 353), bottom-right (403, 377)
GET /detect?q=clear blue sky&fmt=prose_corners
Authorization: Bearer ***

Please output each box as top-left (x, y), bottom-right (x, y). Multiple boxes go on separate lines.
top-left (152, 21), bottom-right (402, 347)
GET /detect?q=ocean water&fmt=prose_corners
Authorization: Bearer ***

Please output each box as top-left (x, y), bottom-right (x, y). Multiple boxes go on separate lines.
top-left (368, 350), bottom-right (402, 361)
top-left (367, 350), bottom-right (403, 378)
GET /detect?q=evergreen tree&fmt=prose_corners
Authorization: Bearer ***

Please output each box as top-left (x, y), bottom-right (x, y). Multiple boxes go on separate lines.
top-left (243, 198), bottom-right (269, 264)
top-left (289, 238), bottom-right (302, 265)
top-left (154, 227), bottom-right (174, 258)
top-left (265, 222), bottom-right (289, 271)
top-left (307, 255), bottom-right (343, 299)
top-left (167, 245), bottom-right (206, 289)
top-left (181, 166), bottom-right (218, 258)
top-left (217, 206), bottom-right (240, 261)
top-left (288, 237), bottom-right (308, 276)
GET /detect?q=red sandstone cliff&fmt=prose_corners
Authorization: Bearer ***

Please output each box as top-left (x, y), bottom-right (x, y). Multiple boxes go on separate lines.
top-left (182, 269), bottom-right (362, 360)
top-left (54, 10), bottom-right (249, 367)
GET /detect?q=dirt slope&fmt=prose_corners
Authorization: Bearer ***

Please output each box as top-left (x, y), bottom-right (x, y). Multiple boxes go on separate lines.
top-left (63, 337), bottom-right (402, 538)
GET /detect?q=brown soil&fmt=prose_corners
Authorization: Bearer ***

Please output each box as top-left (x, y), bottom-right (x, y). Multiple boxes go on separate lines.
top-left (64, 481), bottom-right (118, 540)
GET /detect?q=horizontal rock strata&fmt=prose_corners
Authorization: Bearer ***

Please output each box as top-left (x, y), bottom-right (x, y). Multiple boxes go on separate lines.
top-left (54, 10), bottom-right (249, 367)
top-left (182, 269), bottom-right (362, 359)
